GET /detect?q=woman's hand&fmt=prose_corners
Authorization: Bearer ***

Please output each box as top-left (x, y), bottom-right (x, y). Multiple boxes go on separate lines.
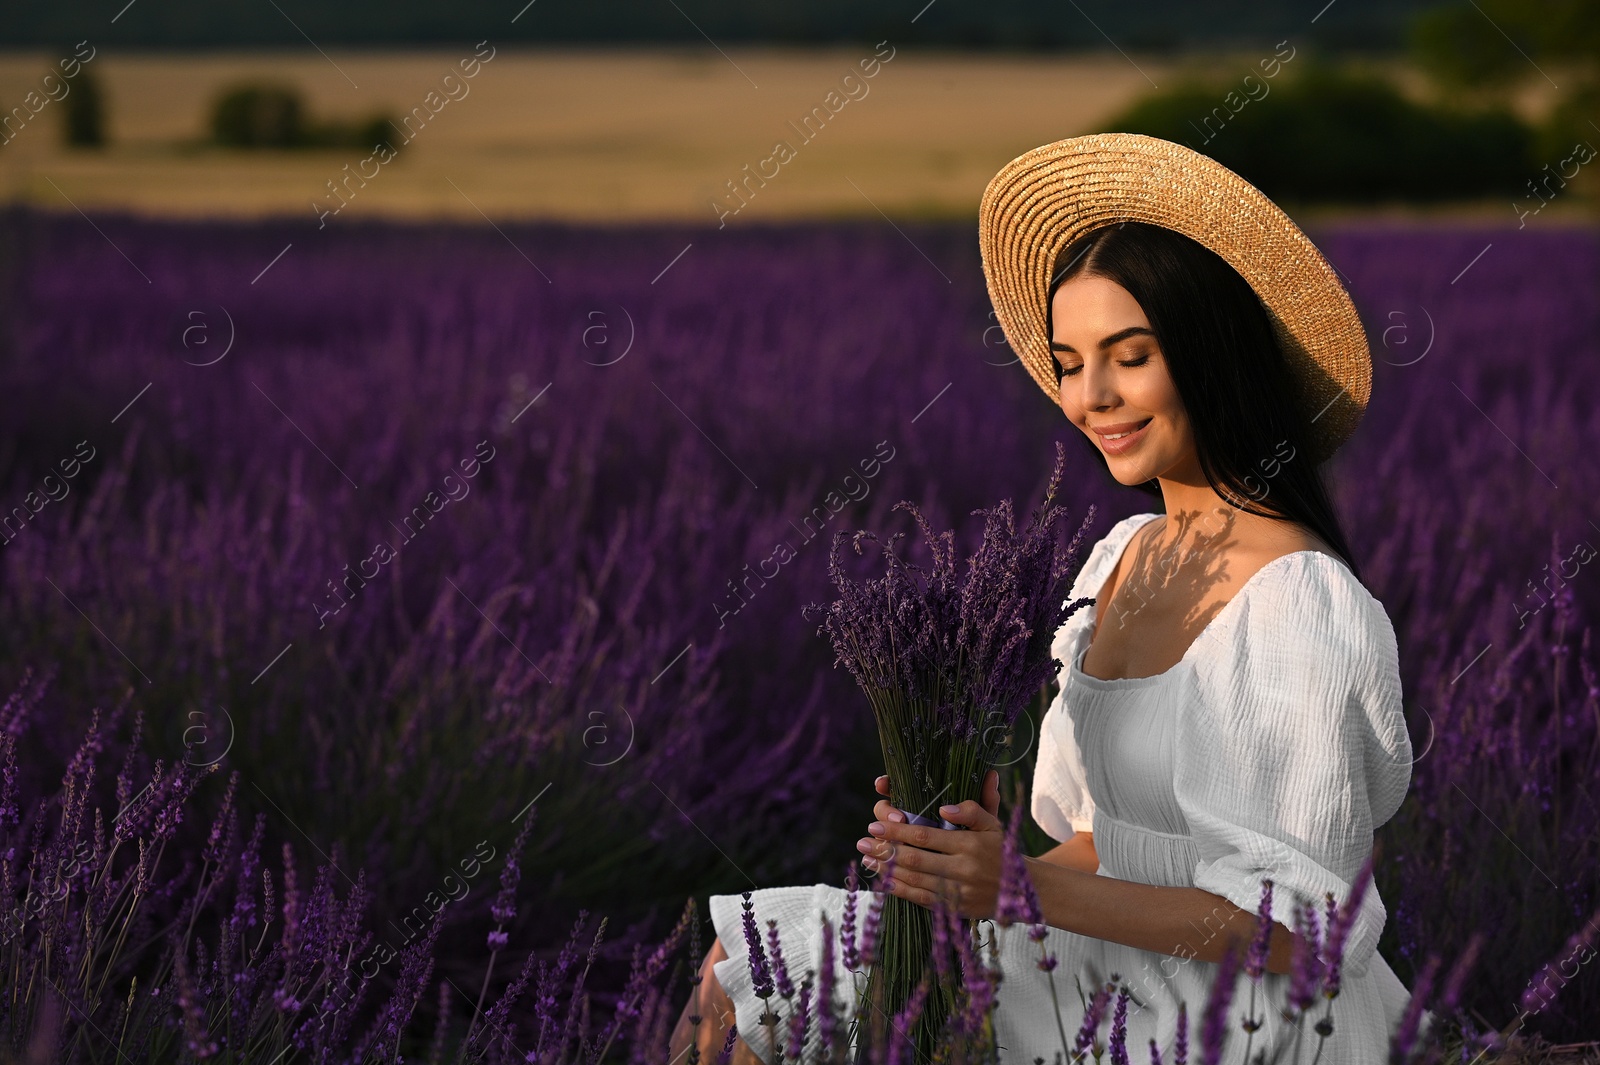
top-left (859, 770), bottom-right (1004, 920)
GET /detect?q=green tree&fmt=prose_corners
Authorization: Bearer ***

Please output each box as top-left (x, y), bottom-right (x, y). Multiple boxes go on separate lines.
top-left (61, 67), bottom-right (106, 148)
top-left (1409, 0), bottom-right (1600, 161)
top-left (210, 83), bottom-right (307, 148)
top-left (1105, 58), bottom-right (1535, 204)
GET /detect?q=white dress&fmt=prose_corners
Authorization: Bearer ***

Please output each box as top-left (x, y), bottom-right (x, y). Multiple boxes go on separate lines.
top-left (710, 512), bottom-right (1426, 1064)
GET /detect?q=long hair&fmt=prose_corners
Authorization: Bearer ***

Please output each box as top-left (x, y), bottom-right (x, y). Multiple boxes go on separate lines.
top-left (1046, 220), bottom-right (1363, 583)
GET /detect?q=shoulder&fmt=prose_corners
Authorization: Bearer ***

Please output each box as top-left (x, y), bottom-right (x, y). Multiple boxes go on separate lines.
top-left (1247, 552), bottom-right (1395, 658)
top-left (1194, 552), bottom-right (1401, 717)
top-left (1066, 511), bottom-right (1162, 601)
top-left (1181, 551), bottom-right (1414, 823)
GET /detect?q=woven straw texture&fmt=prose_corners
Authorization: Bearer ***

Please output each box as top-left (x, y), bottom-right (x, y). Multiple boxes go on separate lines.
top-left (978, 132), bottom-right (1371, 465)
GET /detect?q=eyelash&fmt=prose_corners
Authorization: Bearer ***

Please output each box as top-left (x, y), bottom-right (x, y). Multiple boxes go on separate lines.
top-left (1054, 354), bottom-right (1150, 381)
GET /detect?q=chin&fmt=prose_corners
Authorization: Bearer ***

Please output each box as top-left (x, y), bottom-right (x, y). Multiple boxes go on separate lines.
top-left (1107, 461), bottom-right (1158, 487)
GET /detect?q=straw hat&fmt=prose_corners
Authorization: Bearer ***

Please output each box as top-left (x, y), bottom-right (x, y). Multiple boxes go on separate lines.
top-left (978, 132), bottom-right (1371, 465)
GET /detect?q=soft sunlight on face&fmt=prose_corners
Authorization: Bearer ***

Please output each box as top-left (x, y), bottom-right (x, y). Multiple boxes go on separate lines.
top-left (1049, 274), bottom-right (1200, 487)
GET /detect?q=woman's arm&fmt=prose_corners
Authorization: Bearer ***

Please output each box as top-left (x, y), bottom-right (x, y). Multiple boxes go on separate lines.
top-left (1026, 855), bottom-right (1303, 976)
top-left (864, 792), bottom-right (1301, 976)
top-left (1035, 832), bottom-right (1099, 875)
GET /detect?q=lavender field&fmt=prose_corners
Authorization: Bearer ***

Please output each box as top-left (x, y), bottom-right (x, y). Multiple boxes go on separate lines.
top-left (0, 205), bottom-right (1596, 1060)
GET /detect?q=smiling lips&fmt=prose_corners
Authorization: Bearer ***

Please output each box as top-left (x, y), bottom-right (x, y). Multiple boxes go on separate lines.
top-left (1088, 415), bottom-right (1152, 438)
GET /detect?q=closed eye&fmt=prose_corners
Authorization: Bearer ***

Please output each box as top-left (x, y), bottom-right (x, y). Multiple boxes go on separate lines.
top-left (1055, 354), bottom-right (1150, 379)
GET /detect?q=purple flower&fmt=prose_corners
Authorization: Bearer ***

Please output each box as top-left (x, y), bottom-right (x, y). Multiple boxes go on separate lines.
top-left (492, 806), bottom-right (538, 928)
top-left (842, 862), bottom-right (861, 970)
top-left (1174, 1001), bottom-right (1188, 1065)
top-left (1388, 953), bottom-right (1440, 1064)
top-left (1285, 901), bottom-right (1324, 1015)
top-left (201, 770), bottom-right (238, 865)
top-left (952, 903), bottom-right (996, 1038)
top-left (740, 892), bottom-right (775, 999)
top-left (804, 444), bottom-right (1098, 899)
top-left (1321, 853), bottom-right (1375, 1001)
top-left (886, 976), bottom-right (930, 1065)
top-left (532, 911), bottom-right (590, 1059)
top-left (930, 885), bottom-right (952, 987)
top-left (1109, 984), bottom-right (1131, 1065)
top-left (173, 951), bottom-right (218, 1059)
top-left (1072, 981), bottom-right (1113, 1058)
top-left (994, 802), bottom-right (1043, 929)
top-left (1197, 942), bottom-right (1241, 1065)
top-left (766, 920), bottom-right (795, 998)
top-left (716, 1024), bottom-right (739, 1065)
top-left (785, 975), bottom-right (813, 1060)
top-left (860, 889), bottom-right (886, 966)
top-left (818, 912), bottom-right (839, 1056)
top-left (1245, 880), bottom-right (1274, 981)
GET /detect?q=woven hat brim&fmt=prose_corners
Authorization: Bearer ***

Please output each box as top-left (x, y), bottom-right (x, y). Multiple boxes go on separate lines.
top-left (978, 132), bottom-right (1370, 466)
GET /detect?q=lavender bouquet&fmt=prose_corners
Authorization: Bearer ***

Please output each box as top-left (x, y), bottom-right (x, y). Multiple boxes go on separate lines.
top-left (802, 440), bottom-right (1097, 1064)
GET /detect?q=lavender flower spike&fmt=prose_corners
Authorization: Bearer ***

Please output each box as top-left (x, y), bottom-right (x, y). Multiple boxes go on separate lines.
top-left (740, 892), bottom-right (775, 999)
top-left (1387, 953), bottom-right (1440, 1064)
top-left (785, 975), bottom-right (814, 1061)
top-left (1284, 901), bottom-right (1324, 1016)
top-left (886, 977), bottom-right (931, 1065)
top-left (716, 1024), bottom-right (739, 1065)
top-left (767, 920), bottom-right (796, 999)
top-left (994, 801), bottom-right (1042, 929)
top-left (1321, 852), bottom-right (1376, 1001)
top-left (1197, 942), bottom-right (1242, 1065)
top-left (841, 862), bottom-right (861, 970)
top-left (930, 883), bottom-right (953, 986)
top-left (818, 913), bottom-right (840, 1057)
top-left (1245, 880), bottom-right (1274, 981)
top-left (860, 889), bottom-right (886, 967)
top-left (953, 900), bottom-right (996, 1038)
top-left (1108, 984), bottom-right (1131, 1065)
top-left (1072, 982), bottom-right (1113, 1059)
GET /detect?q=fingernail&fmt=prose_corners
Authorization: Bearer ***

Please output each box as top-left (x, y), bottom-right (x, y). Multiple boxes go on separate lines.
top-left (940, 804), bottom-right (959, 815)
top-left (886, 810), bottom-right (905, 824)
top-left (867, 822), bottom-right (885, 837)
top-left (856, 838), bottom-right (874, 853)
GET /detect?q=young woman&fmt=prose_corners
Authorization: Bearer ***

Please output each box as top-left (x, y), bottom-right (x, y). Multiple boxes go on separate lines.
top-left (669, 134), bottom-right (1425, 1064)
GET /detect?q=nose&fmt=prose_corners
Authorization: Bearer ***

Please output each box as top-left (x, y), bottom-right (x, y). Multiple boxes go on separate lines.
top-left (1075, 357), bottom-right (1118, 412)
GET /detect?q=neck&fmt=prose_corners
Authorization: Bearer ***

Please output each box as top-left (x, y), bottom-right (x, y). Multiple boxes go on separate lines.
top-left (1151, 467), bottom-right (1278, 551)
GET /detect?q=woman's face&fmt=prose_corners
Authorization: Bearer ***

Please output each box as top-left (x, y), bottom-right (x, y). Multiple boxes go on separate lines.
top-left (1049, 273), bottom-right (1199, 486)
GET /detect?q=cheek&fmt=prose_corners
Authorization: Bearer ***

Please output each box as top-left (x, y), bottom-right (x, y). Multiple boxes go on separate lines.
top-left (1131, 368), bottom-right (1186, 427)
top-left (1129, 370), bottom-right (1178, 412)
top-left (1057, 382), bottom-right (1086, 423)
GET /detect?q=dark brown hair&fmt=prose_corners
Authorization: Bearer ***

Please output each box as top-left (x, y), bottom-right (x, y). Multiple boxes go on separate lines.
top-left (1046, 220), bottom-right (1362, 581)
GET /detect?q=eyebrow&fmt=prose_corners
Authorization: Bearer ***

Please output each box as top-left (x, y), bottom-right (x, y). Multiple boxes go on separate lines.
top-left (1049, 326), bottom-right (1157, 353)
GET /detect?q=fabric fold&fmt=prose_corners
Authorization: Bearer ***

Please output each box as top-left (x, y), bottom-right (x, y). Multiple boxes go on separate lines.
top-left (1175, 552), bottom-right (1413, 981)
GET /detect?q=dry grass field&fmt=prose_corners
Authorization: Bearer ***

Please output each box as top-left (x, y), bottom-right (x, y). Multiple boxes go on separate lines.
top-left (0, 47), bottom-right (1577, 223)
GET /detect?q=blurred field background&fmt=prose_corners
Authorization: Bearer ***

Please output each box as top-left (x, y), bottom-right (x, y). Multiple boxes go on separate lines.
top-left (0, 40), bottom-right (1589, 223)
top-left (2, 1), bottom-right (1599, 1062)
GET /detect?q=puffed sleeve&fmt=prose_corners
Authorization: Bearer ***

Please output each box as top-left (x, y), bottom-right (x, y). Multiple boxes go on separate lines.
top-left (1032, 681), bottom-right (1096, 840)
top-left (1031, 512), bottom-right (1161, 842)
top-left (1174, 553), bottom-right (1413, 981)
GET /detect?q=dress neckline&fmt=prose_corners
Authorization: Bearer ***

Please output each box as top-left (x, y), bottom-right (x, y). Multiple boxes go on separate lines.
top-left (1070, 515), bottom-right (1344, 688)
